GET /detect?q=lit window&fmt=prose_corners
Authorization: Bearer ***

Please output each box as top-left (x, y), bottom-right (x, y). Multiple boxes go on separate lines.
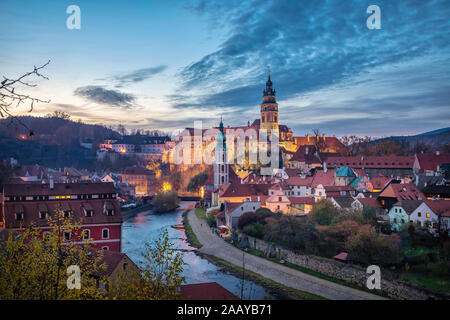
top-left (64, 231), bottom-right (71, 241)
top-left (426, 213), bottom-right (430, 218)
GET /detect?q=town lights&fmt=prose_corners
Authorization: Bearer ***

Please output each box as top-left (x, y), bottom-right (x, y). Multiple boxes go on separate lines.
top-left (120, 148), bottom-right (126, 153)
top-left (200, 186), bottom-right (205, 198)
top-left (162, 182), bottom-right (172, 192)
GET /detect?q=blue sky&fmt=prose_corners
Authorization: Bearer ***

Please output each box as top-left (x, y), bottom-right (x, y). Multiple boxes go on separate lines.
top-left (1, 0), bottom-right (449, 137)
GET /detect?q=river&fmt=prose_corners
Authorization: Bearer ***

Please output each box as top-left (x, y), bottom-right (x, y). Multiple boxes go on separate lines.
top-left (121, 204), bottom-right (276, 300)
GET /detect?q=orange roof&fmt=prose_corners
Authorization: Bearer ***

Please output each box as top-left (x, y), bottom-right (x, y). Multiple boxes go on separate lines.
top-left (180, 282), bottom-right (239, 300)
top-left (379, 183), bottom-right (425, 201)
top-left (311, 169), bottom-right (336, 187)
top-left (326, 156), bottom-right (414, 169)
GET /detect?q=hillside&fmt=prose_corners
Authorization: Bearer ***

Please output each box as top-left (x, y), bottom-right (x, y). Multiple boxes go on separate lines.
top-left (372, 127), bottom-right (450, 151)
top-left (0, 116), bottom-right (120, 169)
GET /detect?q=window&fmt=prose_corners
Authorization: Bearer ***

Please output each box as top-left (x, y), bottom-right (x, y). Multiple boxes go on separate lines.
top-left (83, 230), bottom-right (90, 240)
top-left (63, 211), bottom-right (71, 218)
top-left (395, 208), bottom-right (397, 213)
top-left (426, 213), bottom-right (430, 218)
top-left (278, 197), bottom-right (282, 202)
top-left (43, 231), bottom-right (51, 240)
top-left (102, 229), bottom-right (109, 239)
top-left (106, 209), bottom-right (114, 216)
top-left (123, 262), bottom-right (128, 271)
top-left (394, 218), bottom-right (397, 223)
top-left (102, 246), bottom-right (109, 250)
top-left (418, 212), bottom-right (422, 217)
top-left (39, 211), bottom-right (47, 219)
top-left (64, 231), bottom-right (71, 241)
top-left (401, 219), bottom-right (405, 223)
top-left (15, 213), bottom-right (23, 221)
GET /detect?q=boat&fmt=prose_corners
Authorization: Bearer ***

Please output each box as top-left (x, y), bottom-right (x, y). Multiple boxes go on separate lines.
top-left (171, 224), bottom-right (185, 230)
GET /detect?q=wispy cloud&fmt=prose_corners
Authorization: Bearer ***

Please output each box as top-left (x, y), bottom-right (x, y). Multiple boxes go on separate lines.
top-left (100, 65), bottom-right (168, 88)
top-left (74, 86), bottom-right (136, 108)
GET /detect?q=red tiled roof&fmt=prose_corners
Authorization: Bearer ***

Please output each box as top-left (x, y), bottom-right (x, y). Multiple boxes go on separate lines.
top-left (288, 197), bottom-right (315, 205)
top-left (286, 176), bottom-right (313, 186)
top-left (416, 153), bottom-right (450, 172)
top-left (370, 176), bottom-right (392, 189)
top-left (379, 183), bottom-right (425, 201)
top-left (3, 182), bottom-right (117, 197)
top-left (180, 282), bottom-right (239, 300)
top-left (220, 183), bottom-right (271, 198)
top-left (333, 252), bottom-right (350, 261)
top-left (311, 169), bottom-right (336, 187)
top-left (224, 201), bottom-right (243, 213)
top-left (424, 199), bottom-right (450, 216)
top-left (326, 156), bottom-right (414, 169)
top-left (3, 198), bottom-right (122, 229)
top-left (357, 197), bottom-right (382, 209)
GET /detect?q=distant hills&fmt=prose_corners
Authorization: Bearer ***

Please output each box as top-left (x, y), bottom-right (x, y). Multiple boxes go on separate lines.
top-left (372, 127), bottom-right (450, 151)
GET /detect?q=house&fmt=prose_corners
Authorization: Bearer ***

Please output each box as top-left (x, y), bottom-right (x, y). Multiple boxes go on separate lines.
top-left (286, 176), bottom-right (313, 197)
top-left (409, 200), bottom-right (450, 234)
top-left (388, 200), bottom-right (422, 231)
top-left (324, 186), bottom-right (357, 198)
top-left (1, 181), bottom-right (123, 252)
top-left (378, 182), bottom-right (425, 210)
top-left (288, 196), bottom-right (315, 214)
top-left (121, 166), bottom-right (156, 197)
top-left (422, 185), bottom-right (450, 200)
top-left (413, 152), bottom-right (450, 175)
top-left (355, 197), bottom-right (387, 220)
top-left (335, 166), bottom-right (357, 186)
top-left (330, 196), bottom-right (360, 211)
top-left (223, 200), bottom-right (261, 229)
top-left (368, 176), bottom-right (393, 192)
top-left (265, 189), bottom-right (290, 214)
top-left (180, 282), bottom-right (239, 300)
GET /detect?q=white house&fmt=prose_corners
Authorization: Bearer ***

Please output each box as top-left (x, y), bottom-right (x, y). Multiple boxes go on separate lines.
top-left (224, 200), bottom-right (261, 230)
top-left (409, 200), bottom-right (450, 234)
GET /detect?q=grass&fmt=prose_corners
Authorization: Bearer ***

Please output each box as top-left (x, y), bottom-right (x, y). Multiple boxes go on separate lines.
top-left (235, 245), bottom-right (389, 299)
top-left (183, 211), bottom-right (203, 249)
top-left (202, 253), bottom-right (327, 300)
top-left (400, 267), bottom-right (450, 293)
top-left (195, 207), bottom-right (207, 220)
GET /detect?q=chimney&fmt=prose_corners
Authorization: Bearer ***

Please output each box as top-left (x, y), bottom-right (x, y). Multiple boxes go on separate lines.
top-left (436, 151), bottom-right (440, 156)
top-left (305, 146), bottom-right (309, 154)
top-left (49, 175), bottom-right (54, 189)
top-left (306, 134), bottom-right (309, 142)
top-left (323, 162), bottom-right (327, 173)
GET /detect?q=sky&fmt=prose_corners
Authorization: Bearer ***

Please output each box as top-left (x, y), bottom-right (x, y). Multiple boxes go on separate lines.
top-left (1, 0), bottom-right (449, 137)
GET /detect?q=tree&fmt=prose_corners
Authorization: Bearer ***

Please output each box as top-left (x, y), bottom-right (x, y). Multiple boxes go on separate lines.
top-left (308, 199), bottom-right (338, 226)
top-left (0, 60), bottom-right (51, 134)
top-left (187, 172), bottom-right (209, 193)
top-left (0, 208), bottom-right (106, 300)
top-left (346, 225), bottom-right (401, 267)
top-left (152, 190), bottom-right (179, 213)
top-left (46, 110), bottom-right (71, 120)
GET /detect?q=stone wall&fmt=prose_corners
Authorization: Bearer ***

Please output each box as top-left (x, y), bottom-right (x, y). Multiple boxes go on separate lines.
top-left (237, 233), bottom-right (449, 300)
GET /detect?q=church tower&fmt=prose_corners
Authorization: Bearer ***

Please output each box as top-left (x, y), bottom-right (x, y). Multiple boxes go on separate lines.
top-left (214, 118), bottom-right (229, 189)
top-left (260, 71), bottom-right (279, 134)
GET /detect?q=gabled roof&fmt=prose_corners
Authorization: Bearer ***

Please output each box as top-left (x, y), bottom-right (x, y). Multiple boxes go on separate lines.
top-left (332, 196), bottom-right (355, 208)
top-left (379, 183), bottom-right (425, 201)
top-left (288, 197), bottom-right (315, 205)
top-left (336, 166), bottom-right (356, 177)
top-left (286, 176), bottom-right (313, 186)
top-left (424, 199), bottom-right (450, 216)
top-left (3, 182), bottom-right (117, 197)
top-left (415, 152), bottom-right (450, 172)
top-left (357, 197), bottom-right (382, 209)
top-left (392, 200), bottom-right (423, 214)
top-left (311, 169), bottom-right (336, 187)
top-left (370, 176), bottom-right (392, 190)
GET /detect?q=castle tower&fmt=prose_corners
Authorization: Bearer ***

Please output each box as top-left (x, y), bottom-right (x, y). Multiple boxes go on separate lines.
top-left (260, 71), bottom-right (279, 134)
top-left (214, 118), bottom-right (229, 189)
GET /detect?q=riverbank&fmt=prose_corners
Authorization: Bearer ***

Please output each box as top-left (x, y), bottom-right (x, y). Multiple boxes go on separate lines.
top-left (185, 208), bottom-right (385, 300)
top-left (120, 203), bottom-right (152, 221)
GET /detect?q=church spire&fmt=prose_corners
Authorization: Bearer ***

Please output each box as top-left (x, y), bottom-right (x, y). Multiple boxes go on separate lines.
top-left (263, 66), bottom-right (276, 100)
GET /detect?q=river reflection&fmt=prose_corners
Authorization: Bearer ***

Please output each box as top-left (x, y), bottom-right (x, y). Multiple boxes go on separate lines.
top-left (122, 206), bottom-right (275, 300)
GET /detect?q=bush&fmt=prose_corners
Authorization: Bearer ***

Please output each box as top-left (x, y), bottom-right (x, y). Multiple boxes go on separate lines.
top-left (243, 223), bottom-right (264, 239)
top-left (346, 225), bottom-right (402, 267)
top-left (404, 254), bottom-right (430, 266)
top-left (237, 208), bottom-right (275, 230)
top-left (187, 172), bottom-right (209, 192)
top-left (308, 199), bottom-right (338, 226)
top-left (152, 190), bottom-right (179, 213)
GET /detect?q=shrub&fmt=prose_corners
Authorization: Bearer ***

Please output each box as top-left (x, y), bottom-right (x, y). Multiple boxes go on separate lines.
top-left (152, 190), bottom-right (179, 213)
top-left (237, 208), bottom-right (275, 230)
top-left (243, 223), bottom-right (264, 239)
top-left (308, 199), bottom-right (338, 226)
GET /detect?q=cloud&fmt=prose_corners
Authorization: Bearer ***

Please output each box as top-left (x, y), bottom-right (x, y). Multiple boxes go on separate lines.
top-left (99, 65), bottom-right (168, 88)
top-left (74, 86), bottom-right (136, 108)
top-left (175, 0), bottom-right (450, 117)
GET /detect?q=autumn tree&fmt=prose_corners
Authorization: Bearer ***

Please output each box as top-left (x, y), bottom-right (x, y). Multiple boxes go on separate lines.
top-left (187, 171), bottom-right (209, 192)
top-left (152, 190), bottom-right (179, 213)
top-left (0, 208), bottom-right (106, 300)
top-left (308, 199), bottom-right (339, 226)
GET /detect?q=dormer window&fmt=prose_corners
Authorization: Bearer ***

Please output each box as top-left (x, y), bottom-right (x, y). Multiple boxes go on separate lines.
top-left (16, 213), bottom-right (24, 221)
top-left (39, 211), bottom-right (47, 219)
top-left (104, 202), bottom-right (115, 216)
top-left (63, 211), bottom-right (71, 218)
top-left (83, 203), bottom-right (94, 217)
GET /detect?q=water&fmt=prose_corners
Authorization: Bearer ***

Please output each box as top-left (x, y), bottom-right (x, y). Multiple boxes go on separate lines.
top-left (121, 205), bottom-right (275, 300)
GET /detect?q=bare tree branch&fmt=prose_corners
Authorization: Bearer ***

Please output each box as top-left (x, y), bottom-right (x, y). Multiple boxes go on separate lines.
top-left (0, 60), bottom-right (51, 135)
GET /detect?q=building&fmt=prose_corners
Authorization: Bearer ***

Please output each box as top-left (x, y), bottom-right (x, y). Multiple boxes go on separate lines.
top-left (1, 181), bottom-right (123, 252)
top-left (377, 182), bottom-right (425, 210)
top-left (409, 200), bottom-right (450, 234)
top-left (413, 152), bottom-right (450, 174)
top-left (388, 200), bottom-right (422, 231)
top-left (214, 119), bottom-right (229, 189)
top-left (121, 166), bottom-right (156, 197)
top-left (224, 200), bottom-right (261, 229)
